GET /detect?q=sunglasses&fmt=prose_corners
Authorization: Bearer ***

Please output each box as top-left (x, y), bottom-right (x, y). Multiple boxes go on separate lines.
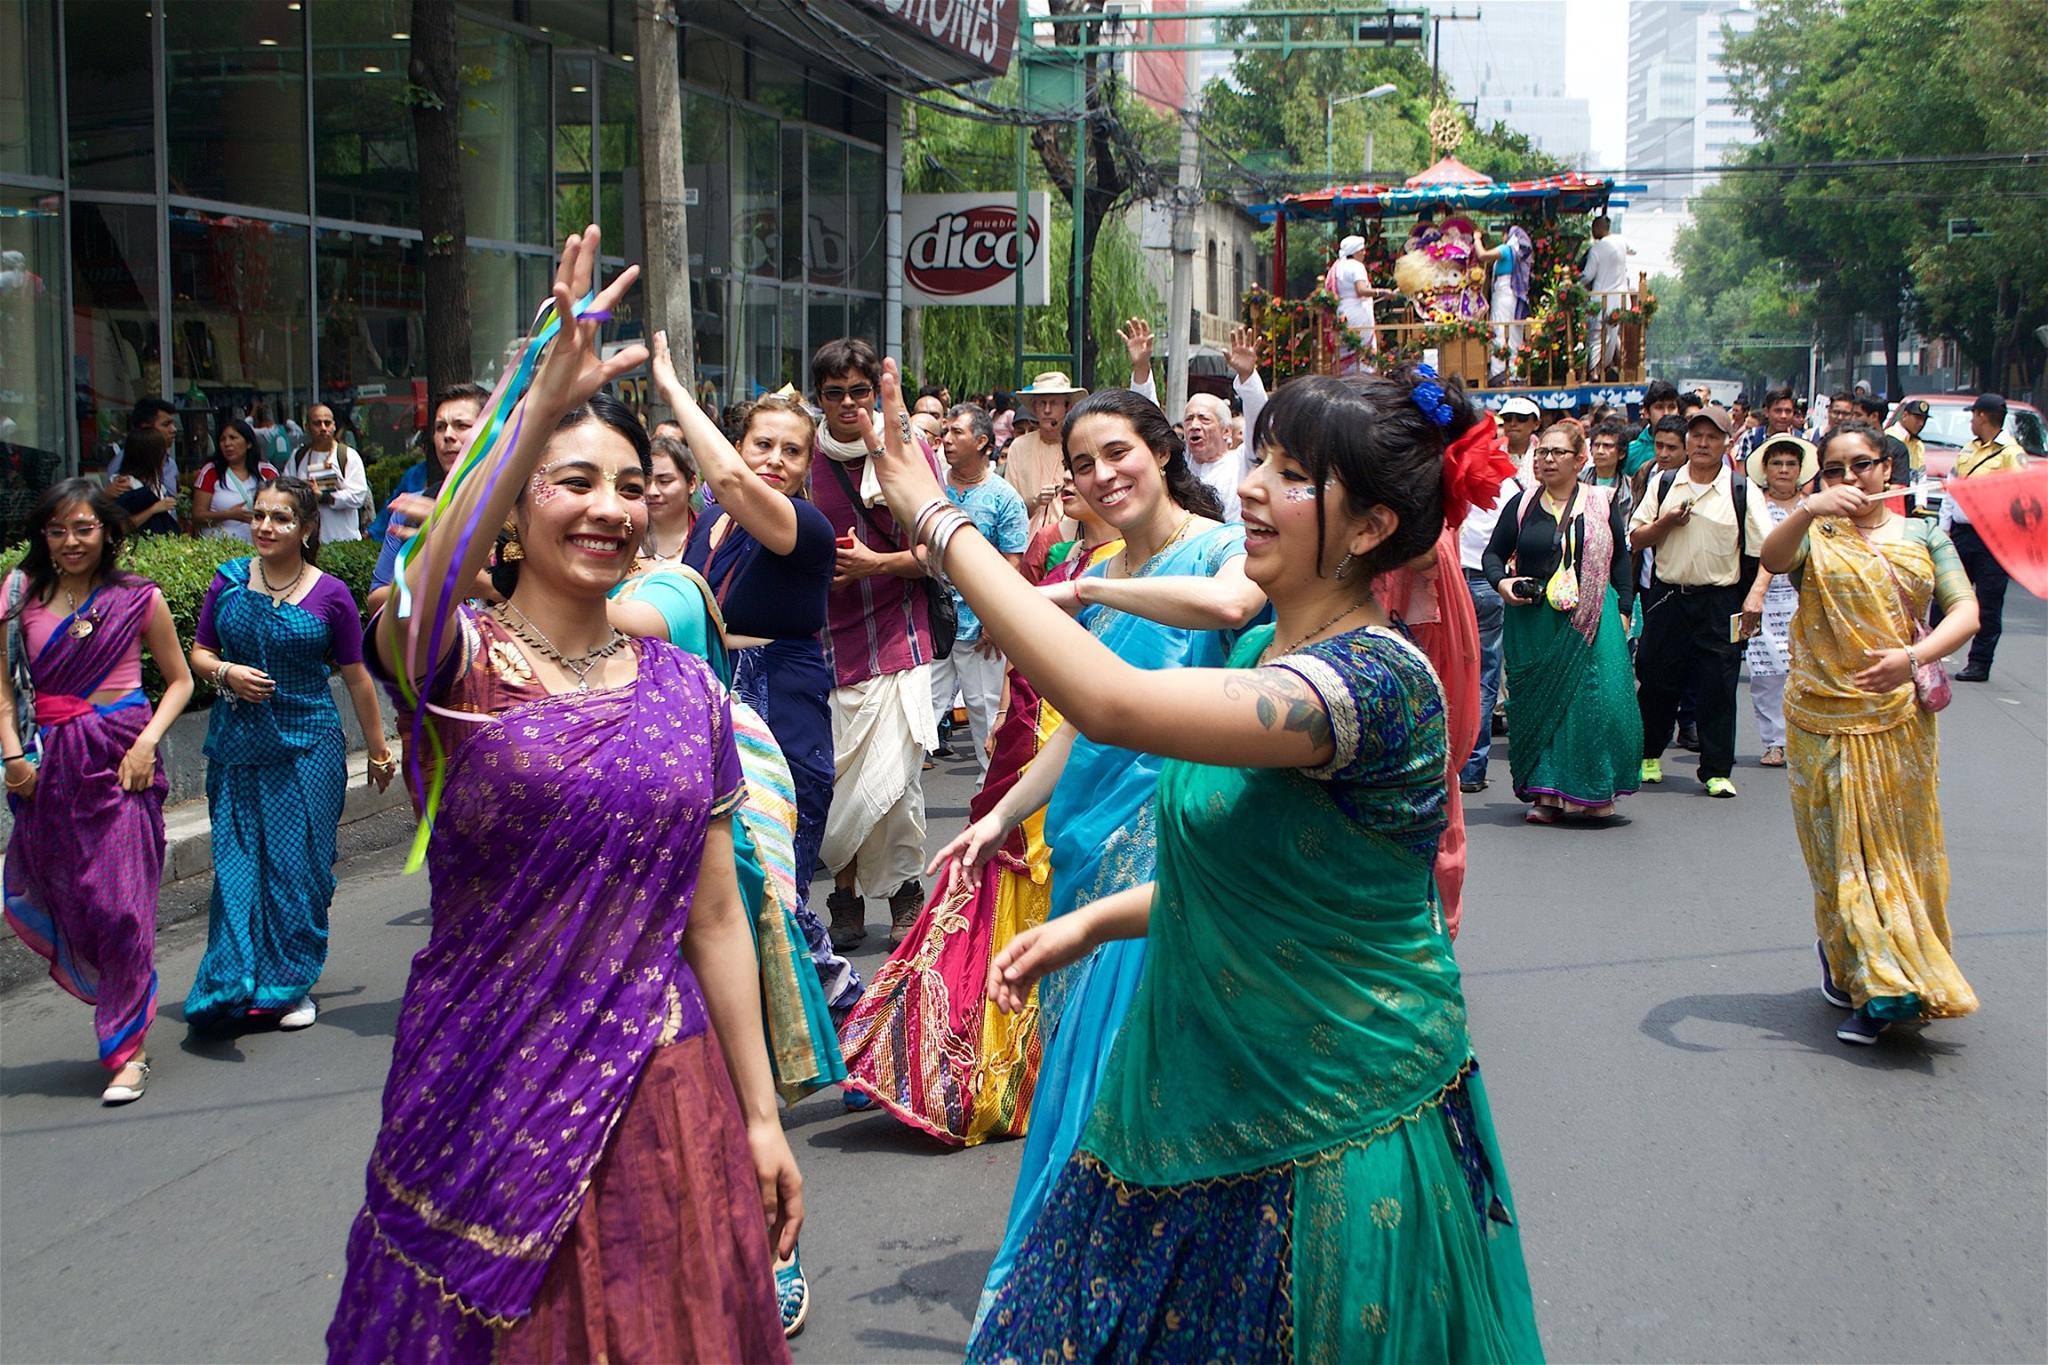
top-left (1818, 458), bottom-right (1885, 482)
top-left (818, 385), bottom-right (874, 404)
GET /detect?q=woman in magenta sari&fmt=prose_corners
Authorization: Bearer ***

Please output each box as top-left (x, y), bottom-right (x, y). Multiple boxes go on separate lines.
top-left (326, 228), bottom-right (798, 1364)
top-left (2, 479), bottom-right (194, 1104)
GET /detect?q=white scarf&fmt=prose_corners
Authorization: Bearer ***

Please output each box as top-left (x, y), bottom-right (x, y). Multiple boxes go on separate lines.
top-left (818, 428), bottom-right (887, 508)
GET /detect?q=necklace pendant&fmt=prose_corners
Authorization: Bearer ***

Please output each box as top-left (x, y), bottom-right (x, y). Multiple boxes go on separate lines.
top-left (69, 617), bottom-right (94, 640)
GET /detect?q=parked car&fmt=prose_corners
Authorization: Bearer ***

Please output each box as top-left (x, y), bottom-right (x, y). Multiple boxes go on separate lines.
top-left (1894, 394), bottom-right (2045, 512)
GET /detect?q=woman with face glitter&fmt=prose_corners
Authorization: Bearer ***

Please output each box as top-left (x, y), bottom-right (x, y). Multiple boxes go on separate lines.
top-left (326, 229), bottom-right (797, 1363)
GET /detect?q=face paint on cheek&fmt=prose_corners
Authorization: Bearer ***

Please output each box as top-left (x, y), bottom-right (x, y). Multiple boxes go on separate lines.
top-left (622, 512), bottom-right (636, 537)
top-left (1283, 485), bottom-right (1320, 503)
top-left (528, 472), bottom-right (561, 505)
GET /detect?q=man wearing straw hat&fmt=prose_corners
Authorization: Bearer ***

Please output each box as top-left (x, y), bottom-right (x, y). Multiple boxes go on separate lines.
top-left (1003, 369), bottom-right (1086, 533)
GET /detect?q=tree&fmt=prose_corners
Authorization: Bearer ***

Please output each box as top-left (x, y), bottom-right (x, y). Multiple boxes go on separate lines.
top-left (408, 0), bottom-right (470, 404)
top-left (636, 0), bottom-right (692, 401)
top-left (1657, 187), bottom-right (1814, 392)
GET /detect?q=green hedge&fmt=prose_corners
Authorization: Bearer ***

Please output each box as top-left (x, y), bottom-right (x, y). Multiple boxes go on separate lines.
top-left (0, 533), bottom-right (382, 707)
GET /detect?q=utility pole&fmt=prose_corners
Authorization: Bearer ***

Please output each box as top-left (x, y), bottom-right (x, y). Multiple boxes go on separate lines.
top-left (1428, 8), bottom-right (1482, 100)
top-left (1164, 37), bottom-right (1200, 420)
top-left (636, 0), bottom-right (693, 403)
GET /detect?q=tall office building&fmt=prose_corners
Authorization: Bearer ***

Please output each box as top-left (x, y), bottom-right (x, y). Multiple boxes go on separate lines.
top-left (1626, 0), bottom-right (1757, 207)
top-left (1426, 1), bottom-right (1592, 167)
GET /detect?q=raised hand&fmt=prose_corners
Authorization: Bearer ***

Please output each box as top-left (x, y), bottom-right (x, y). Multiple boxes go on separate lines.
top-left (649, 328), bottom-right (688, 412)
top-left (1119, 317), bottom-right (1155, 382)
top-left (525, 227), bottom-right (648, 424)
top-left (871, 357), bottom-right (945, 528)
top-left (1226, 323), bottom-right (1262, 381)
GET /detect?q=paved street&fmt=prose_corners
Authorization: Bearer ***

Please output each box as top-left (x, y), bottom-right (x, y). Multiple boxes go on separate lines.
top-left (3, 596), bottom-right (2043, 1363)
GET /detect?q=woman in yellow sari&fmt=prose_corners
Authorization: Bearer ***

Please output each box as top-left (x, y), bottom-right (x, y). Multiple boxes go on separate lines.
top-left (1760, 424), bottom-right (1980, 1047)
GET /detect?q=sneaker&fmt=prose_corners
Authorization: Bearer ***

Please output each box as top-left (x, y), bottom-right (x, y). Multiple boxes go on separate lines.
top-left (1816, 940), bottom-right (1852, 1010)
top-left (774, 1247), bottom-right (811, 1338)
top-left (278, 997), bottom-right (318, 1030)
top-left (100, 1057), bottom-right (150, 1106)
top-left (1677, 722), bottom-right (1701, 752)
top-left (1640, 758), bottom-right (1663, 785)
top-left (1835, 1008), bottom-right (1889, 1046)
top-left (826, 888), bottom-right (867, 949)
top-left (1705, 777), bottom-right (1738, 798)
top-left (887, 879), bottom-right (924, 948)
top-left (1459, 777), bottom-right (1488, 794)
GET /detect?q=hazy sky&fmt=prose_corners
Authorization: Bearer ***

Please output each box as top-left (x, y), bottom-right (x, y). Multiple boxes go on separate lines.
top-left (1563, 0), bottom-right (1632, 171)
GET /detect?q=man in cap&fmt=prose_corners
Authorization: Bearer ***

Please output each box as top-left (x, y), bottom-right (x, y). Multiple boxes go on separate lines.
top-left (1328, 233), bottom-right (1395, 373)
top-left (1122, 319), bottom-right (1267, 522)
top-left (1497, 395), bottom-right (1541, 481)
top-left (1942, 393), bottom-right (2024, 681)
top-left (1885, 398), bottom-right (1930, 486)
top-left (1629, 404), bottom-right (1773, 796)
top-left (1003, 369), bottom-right (1086, 534)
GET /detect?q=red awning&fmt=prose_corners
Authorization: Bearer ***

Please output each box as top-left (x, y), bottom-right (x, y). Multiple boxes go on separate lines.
top-left (1404, 155), bottom-right (1492, 187)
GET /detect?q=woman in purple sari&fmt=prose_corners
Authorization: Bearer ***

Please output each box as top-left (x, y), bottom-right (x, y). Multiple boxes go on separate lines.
top-left (2, 479), bottom-right (195, 1104)
top-left (327, 228), bottom-right (799, 1363)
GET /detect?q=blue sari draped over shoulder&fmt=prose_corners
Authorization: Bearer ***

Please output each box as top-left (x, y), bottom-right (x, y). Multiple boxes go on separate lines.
top-left (978, 521), bottom-right (1249, 1321)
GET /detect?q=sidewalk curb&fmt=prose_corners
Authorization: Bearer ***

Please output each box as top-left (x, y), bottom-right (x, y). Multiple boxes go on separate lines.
top-left (0, 750), bottom-right (417, 998)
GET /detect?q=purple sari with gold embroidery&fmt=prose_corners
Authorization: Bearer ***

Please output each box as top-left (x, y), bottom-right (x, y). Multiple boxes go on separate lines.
top-left (327, 608), bottom-right (785, 1362)
top-left (3, 575), bottom-right (167, 1070)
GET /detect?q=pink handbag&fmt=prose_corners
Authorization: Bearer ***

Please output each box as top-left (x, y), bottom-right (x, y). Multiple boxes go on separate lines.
top-left (1863, 533), bottom-right (1951, 713)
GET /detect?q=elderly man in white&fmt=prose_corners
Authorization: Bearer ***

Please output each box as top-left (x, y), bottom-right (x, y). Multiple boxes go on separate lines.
top-left (1116, 318), bottom-right (1265, 523)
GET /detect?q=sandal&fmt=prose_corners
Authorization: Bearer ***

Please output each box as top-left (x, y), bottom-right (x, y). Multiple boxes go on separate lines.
top-left (1759, 747), bottom-right (1785, 768)
top-left (1523, 806), bottom-right (1559, 826)
top-left (101, 1057), bottom-right (151, 1106)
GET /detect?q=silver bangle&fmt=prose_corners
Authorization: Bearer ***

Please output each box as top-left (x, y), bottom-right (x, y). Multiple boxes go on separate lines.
top-left (924, 508), bottom-right (974, 574)
top-left (910, 497), bottom-right (950, 544)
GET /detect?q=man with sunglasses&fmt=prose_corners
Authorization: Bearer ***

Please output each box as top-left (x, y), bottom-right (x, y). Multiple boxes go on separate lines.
top-left (809, 338), bottom-right (947, 952)
top-left (1628, 404), bottom-right (1773, 796)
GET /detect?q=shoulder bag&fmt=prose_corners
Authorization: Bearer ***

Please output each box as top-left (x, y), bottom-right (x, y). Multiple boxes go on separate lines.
top-left (821, 456), bottom-right (956, 660)
top-left (1859, 526), bottom-right (1951, 712)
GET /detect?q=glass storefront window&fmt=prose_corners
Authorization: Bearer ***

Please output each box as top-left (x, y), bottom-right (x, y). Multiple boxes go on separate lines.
top-left (554, 54), bottom-right (595, 233)
top-left (683, 91), bottom-right (728, 280)
top-left (779, 286), bottom-right (802, 393)
top-left (692, 279), bottom-right (727, 414)
top-left (70, 203), bottom-right (161, 465)
top-left (468, 245), bottom-right (530, 387)
top-left (848, 294), bottom-right (882, 351)
top-left (65, 0), bottom-right (155, 193)
top-left (734, 278), bottom-right (778, 400)
top-left (684, 32), bottom-right (740, 96)
top-left (733, 108), bottom-right (777, 281)
top-left (848, 144), bottom-right (884, 294)
top-left (312, 4), bottom-right (415, 227)
top-left (316, 228), bottom-right (423, 460)
top-left (0, 187), bottom-right (67, 534)
top-left (751, 53), bottom-right (804, 122)
top-left (169, 211), bottom-right (311, 461)
top-left (460, 19), bottom-right (550, 245)
top-left (1, 0), bottom-right (61, 178)
top-left (806, 72), bottom-right (848, 131)
top-left (780, 127), bottom-right (804, 284)
top-left (598, 62), bottom-right (637, 251)
top-left (806, 134), bottom-right (848, 290)
top-left (526, 0), bottom-right (614, 50)
top-left (807, 293), bottom-right (846, 354)
top-left (166, 0), bottom-right (308, 213)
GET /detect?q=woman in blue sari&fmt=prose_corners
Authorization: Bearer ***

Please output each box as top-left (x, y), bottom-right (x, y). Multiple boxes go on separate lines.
top-left (927, 388), bottom-right (1266, 1320)
top-left (185, 477), bottom-right (394, 1030)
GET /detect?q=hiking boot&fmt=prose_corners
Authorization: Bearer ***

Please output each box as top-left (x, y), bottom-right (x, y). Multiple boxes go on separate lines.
top-left (888, 879), bottom-right (925, 948)
top-left (826, 888), bottom-right (867, 949)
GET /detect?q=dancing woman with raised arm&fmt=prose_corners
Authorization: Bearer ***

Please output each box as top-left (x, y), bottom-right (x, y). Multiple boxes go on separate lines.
top-left (869, 361), bottom-right (1544, 1362)
top-left (326, 230), bottom-right (797, 1364)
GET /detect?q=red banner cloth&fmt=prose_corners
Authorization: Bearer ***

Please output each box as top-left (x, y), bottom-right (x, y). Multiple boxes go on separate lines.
top-left (1945, 463), bottom-right (2048, 599)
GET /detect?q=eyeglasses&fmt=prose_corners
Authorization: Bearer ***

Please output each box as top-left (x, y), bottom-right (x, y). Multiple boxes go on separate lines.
top-left (818, 385), bottom-right (874, 404)
top-left (1818, 458), bottom-right (1885, 482)
top-left (42, 521), bottom-right (101, 541)
top-left (1531, 445), bottom-right (1577, 458)
top-left (249, 509), bottom-right (301, 527)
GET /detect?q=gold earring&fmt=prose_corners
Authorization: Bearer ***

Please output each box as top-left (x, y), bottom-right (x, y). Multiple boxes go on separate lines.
top-left (499, 518), bottom-right (524, 563)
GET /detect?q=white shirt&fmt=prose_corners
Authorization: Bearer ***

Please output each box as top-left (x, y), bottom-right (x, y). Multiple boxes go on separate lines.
top-left (285, 442), bottom-right (371, 543)
top-left (1579, 234), bottom-right (1634, 298)
top-left (1132, 370), bottom-right (1267, 522)
top-left (1331, 257), bottom-right (1375, 336)
top-left (1459, 473), bottom-right (1526, 571)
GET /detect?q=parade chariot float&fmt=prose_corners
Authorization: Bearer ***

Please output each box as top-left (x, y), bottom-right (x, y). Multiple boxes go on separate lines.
top-left (1248, 137), bottom-right (1656, 414)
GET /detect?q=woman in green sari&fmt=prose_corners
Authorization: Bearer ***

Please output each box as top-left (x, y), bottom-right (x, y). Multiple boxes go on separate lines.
top-left (868, 360), bottom-right (1543, 1363)
top-left (1483, 418), bottom-right (1640, 823)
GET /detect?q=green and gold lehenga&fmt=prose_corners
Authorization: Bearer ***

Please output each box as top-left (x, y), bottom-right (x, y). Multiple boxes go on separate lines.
top-left (970, 625), bottom-right (1544, 1364)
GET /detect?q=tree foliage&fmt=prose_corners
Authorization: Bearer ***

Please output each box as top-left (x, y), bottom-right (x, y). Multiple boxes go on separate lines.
top-left (1711, 0), bottom-right (2048, 396)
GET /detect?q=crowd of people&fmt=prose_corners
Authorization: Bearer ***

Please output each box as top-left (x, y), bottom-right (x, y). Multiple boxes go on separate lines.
top-left (0, 221), bottom-right (2025, 1361)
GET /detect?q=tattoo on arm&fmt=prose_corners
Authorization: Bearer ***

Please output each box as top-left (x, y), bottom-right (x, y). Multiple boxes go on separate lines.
top-left (1223, 669), bottom-right (1333, 749)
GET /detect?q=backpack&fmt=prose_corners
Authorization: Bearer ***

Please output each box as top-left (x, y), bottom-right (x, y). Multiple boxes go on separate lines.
top-left (1654, 469), bottom-right (1758, 588)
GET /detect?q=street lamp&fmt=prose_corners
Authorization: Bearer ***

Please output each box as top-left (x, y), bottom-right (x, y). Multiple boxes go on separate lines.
top-left (1326, 84), bottom-right (1399, 184)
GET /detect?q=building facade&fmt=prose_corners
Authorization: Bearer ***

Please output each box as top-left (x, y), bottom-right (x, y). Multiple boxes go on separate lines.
top-left (0, 0), bottom-right (1012, 537)
top-left (1624, 0), bottom-right (1756, 209)
top-left (1426, 0), bottom-right (1591, 168)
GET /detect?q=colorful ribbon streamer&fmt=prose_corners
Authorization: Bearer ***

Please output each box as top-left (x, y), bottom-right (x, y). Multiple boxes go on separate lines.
top-left (388, 289), bottom-right (609, 872)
